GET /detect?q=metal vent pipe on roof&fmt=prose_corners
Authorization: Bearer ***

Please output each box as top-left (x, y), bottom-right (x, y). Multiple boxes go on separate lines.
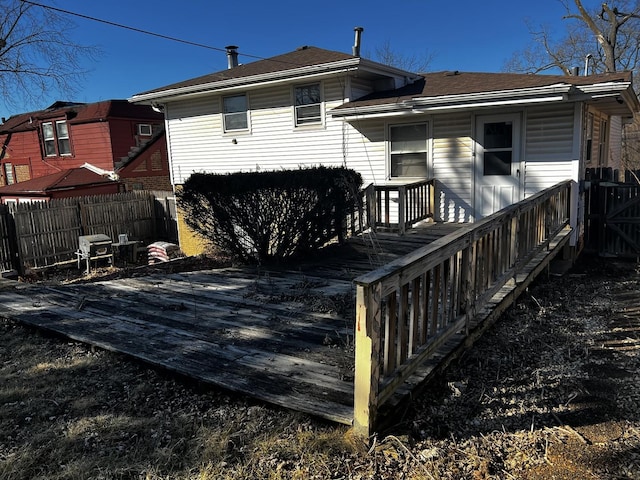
top-left (352, 27), bottom-right (364, 57)
top-left (584, 54), bottom-right (592, 76)
top-left (226, 45), bottom-right (239, 69)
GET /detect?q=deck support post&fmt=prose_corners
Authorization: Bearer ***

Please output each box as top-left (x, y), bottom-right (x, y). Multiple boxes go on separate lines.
top-left (353, 283), bottom-right (381, 439)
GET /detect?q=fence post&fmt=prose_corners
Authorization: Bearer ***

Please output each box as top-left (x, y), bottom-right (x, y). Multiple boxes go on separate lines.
top-left (353, 282), bottom-right (381, 439)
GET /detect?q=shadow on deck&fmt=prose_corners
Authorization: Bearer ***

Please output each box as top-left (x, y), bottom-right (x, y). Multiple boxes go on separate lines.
top-left (0, 223), bottom-right (465, 426)
top-left (0, 172), bottom-right (573, 437)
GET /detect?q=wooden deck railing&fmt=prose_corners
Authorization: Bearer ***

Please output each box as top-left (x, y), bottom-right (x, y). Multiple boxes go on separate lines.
top-left (362, 179), bottom-right (435, 234)
top-left (352, 180), bottom-right (573, 437)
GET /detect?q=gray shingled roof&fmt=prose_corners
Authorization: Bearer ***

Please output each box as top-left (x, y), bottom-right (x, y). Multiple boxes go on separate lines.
top-left (135, 46), bottom-right (356, 97)
top-left (334, 70), bottom-right (635, 110)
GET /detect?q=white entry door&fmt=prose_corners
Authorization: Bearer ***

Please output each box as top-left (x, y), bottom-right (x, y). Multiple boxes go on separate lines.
top-left (474, 114), bottom-right (521, 218)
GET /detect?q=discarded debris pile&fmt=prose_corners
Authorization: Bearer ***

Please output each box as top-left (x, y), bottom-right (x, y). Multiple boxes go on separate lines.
top-left (147, 242), bottom-right (184, 264)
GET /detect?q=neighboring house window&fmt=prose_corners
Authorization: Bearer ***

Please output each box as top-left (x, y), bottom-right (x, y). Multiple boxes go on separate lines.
top-left (42, 120), bottom-right (71, 156)
top-left (223, 94), bottom-right (248, 131)
top-left (138, 124), bottom-right (153, 136)
top-left (294, 83), bottom-right (322, 126)
top-left (389, 123), bottom-right (429, 177)
top-left (3, 163), bottom-right (14, 185)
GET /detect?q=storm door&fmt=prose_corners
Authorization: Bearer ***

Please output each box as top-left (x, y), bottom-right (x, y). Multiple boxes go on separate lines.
top-left (474, 114), bottom-right (522, 218)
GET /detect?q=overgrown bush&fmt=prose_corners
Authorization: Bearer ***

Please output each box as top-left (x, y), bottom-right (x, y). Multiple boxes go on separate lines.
top-left (177, 167), bottom-right (363, 263)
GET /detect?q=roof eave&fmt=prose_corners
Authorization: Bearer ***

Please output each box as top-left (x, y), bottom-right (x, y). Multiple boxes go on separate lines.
top-left (356, 58), bottom-right (422, 81)
top-left (570, 81), bottom-right (639, 116)
top-left (331, 84), bottom-right (573, 118)
top-left (129, 58), bottom-right (363, 104)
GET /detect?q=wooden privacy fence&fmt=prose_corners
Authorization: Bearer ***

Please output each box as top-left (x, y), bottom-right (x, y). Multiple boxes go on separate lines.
top-left (352, 180), bottom-right (573, 436)
top-left (361, 179), bottom-right (435, 234)
top-left (2, 191), bottom-right (177, 273)
top-left (584, 168), bottom-right (640, 257)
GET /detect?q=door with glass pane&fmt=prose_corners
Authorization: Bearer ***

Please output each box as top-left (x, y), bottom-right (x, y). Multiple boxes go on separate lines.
top-left (474, 114), bottom-right (521, 218)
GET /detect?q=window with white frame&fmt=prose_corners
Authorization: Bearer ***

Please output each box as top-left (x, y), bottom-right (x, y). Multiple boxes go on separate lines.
top-left (3, 163), bottom-right (14, 185)
top-left (42, 122), bottom-right (56, 156)
top-left (138, 124), bottom-right (153, 136)
top-left (223, 94), bottom-right (248, 131)
top-left (42, 120), bottom-right (71, 156)
top-left (294, 83), bottom-right (322, 126)
top-left (389, 123), bottom-right (429, 177)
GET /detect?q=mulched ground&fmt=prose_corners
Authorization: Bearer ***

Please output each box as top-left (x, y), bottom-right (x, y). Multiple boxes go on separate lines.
top-left (0, 254), bottom-right (638, 479)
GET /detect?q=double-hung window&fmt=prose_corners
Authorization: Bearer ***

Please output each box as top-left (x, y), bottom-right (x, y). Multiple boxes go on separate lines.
top-left (294, 83), bottom-right (322, 126)
top-left (42, 120), bottom-right (71, 156)
top-left (3, 163), bottom-right (14, 185)
top-left (223, 94), bottom-right (248, 131)
top-left (389, 123), bottom-right (429, 177)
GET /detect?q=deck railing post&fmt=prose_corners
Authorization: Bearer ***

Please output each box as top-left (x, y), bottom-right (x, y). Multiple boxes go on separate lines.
top-left (353, 282), bottom-right (382, 439)
top-left (398, 185), bottom-right (406, 235)
top-left (365, 185), bottom-right (377, 232)
top-left (461, 242), bottom-right (473, 334)
top-left (428, 179), bottom-right (436, 220)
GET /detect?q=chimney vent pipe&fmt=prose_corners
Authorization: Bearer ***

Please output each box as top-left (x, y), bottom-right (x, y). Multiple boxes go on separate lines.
top-left (226, 45), bottom-right (239, 69)
top-left (584, 53), bottom-right (593, 76)
top-left (352, 27), bottom-right (364, 57)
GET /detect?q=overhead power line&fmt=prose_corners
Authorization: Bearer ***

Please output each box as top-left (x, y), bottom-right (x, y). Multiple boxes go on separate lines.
top-left (19, 0), bottom-right (267, 61)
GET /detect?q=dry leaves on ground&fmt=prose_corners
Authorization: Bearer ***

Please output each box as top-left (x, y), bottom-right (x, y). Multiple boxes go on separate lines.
top-left (0, 255), bottom-right (638, 479)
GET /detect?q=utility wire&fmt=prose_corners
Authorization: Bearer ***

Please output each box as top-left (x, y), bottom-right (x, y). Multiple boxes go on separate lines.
top-left (19, 0), bottom-right (267, 61)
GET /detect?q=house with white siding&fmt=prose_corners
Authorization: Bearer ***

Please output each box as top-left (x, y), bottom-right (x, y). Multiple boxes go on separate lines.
top-left (129, 42), bottom-right (639, 251)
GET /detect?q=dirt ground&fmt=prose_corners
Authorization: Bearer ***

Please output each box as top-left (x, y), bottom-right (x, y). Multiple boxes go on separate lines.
top-left (0, 254), bottom-right (639, 479)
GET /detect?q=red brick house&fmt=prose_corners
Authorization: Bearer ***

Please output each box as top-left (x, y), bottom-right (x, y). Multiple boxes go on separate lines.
top-left (0, 100), bottom-right (166, 187)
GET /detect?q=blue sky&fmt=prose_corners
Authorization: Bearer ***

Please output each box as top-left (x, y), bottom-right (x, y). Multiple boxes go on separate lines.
top-left (11, 0), bottom-right (577, 115)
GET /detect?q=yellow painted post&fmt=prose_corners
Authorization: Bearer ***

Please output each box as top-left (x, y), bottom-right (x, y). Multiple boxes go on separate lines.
top-left (353, 282), bottom-right (381, 438)
top-left (175, 208), bottom-right (209, 256)
top-left (172, 185), bottom-right (209, 257)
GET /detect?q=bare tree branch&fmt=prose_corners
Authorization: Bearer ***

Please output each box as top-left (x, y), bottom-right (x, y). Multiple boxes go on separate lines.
top-left (366, 39), bottom-right (435, 72)
top-left (505, 1), bottom-right (640, 170)
top-left (0, 0), bottom-right (100, 111)
top-left (504, 0), bottom-right (640, 76)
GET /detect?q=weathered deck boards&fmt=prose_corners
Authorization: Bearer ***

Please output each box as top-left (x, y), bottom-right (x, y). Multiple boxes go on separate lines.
top-left (0, 223), bottom-right (466, 425)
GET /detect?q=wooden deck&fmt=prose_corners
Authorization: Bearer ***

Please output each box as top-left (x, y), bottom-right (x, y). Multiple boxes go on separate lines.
top-left (0, 223), bottom-right (464, 425)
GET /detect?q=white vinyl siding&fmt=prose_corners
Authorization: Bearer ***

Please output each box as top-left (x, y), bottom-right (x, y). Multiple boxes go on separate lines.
top-left (523, 104), bottom-right (575, 196)
top-left (349, 77), bottom-right (375, 101)
top-left (341, 119), bottom-right (386, 187)
top-left (432, 113), bottom-right (474, 222)
top-left (166, 78), bottom-right (349, 185)
top-left (608, 116), bottom-right (622, 171)
top-left (164, 75), bottom-right (589, 231)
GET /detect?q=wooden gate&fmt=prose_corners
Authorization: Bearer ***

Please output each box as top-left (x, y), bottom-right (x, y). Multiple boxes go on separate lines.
top-left (584, 168), bottom-right (640, 257)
